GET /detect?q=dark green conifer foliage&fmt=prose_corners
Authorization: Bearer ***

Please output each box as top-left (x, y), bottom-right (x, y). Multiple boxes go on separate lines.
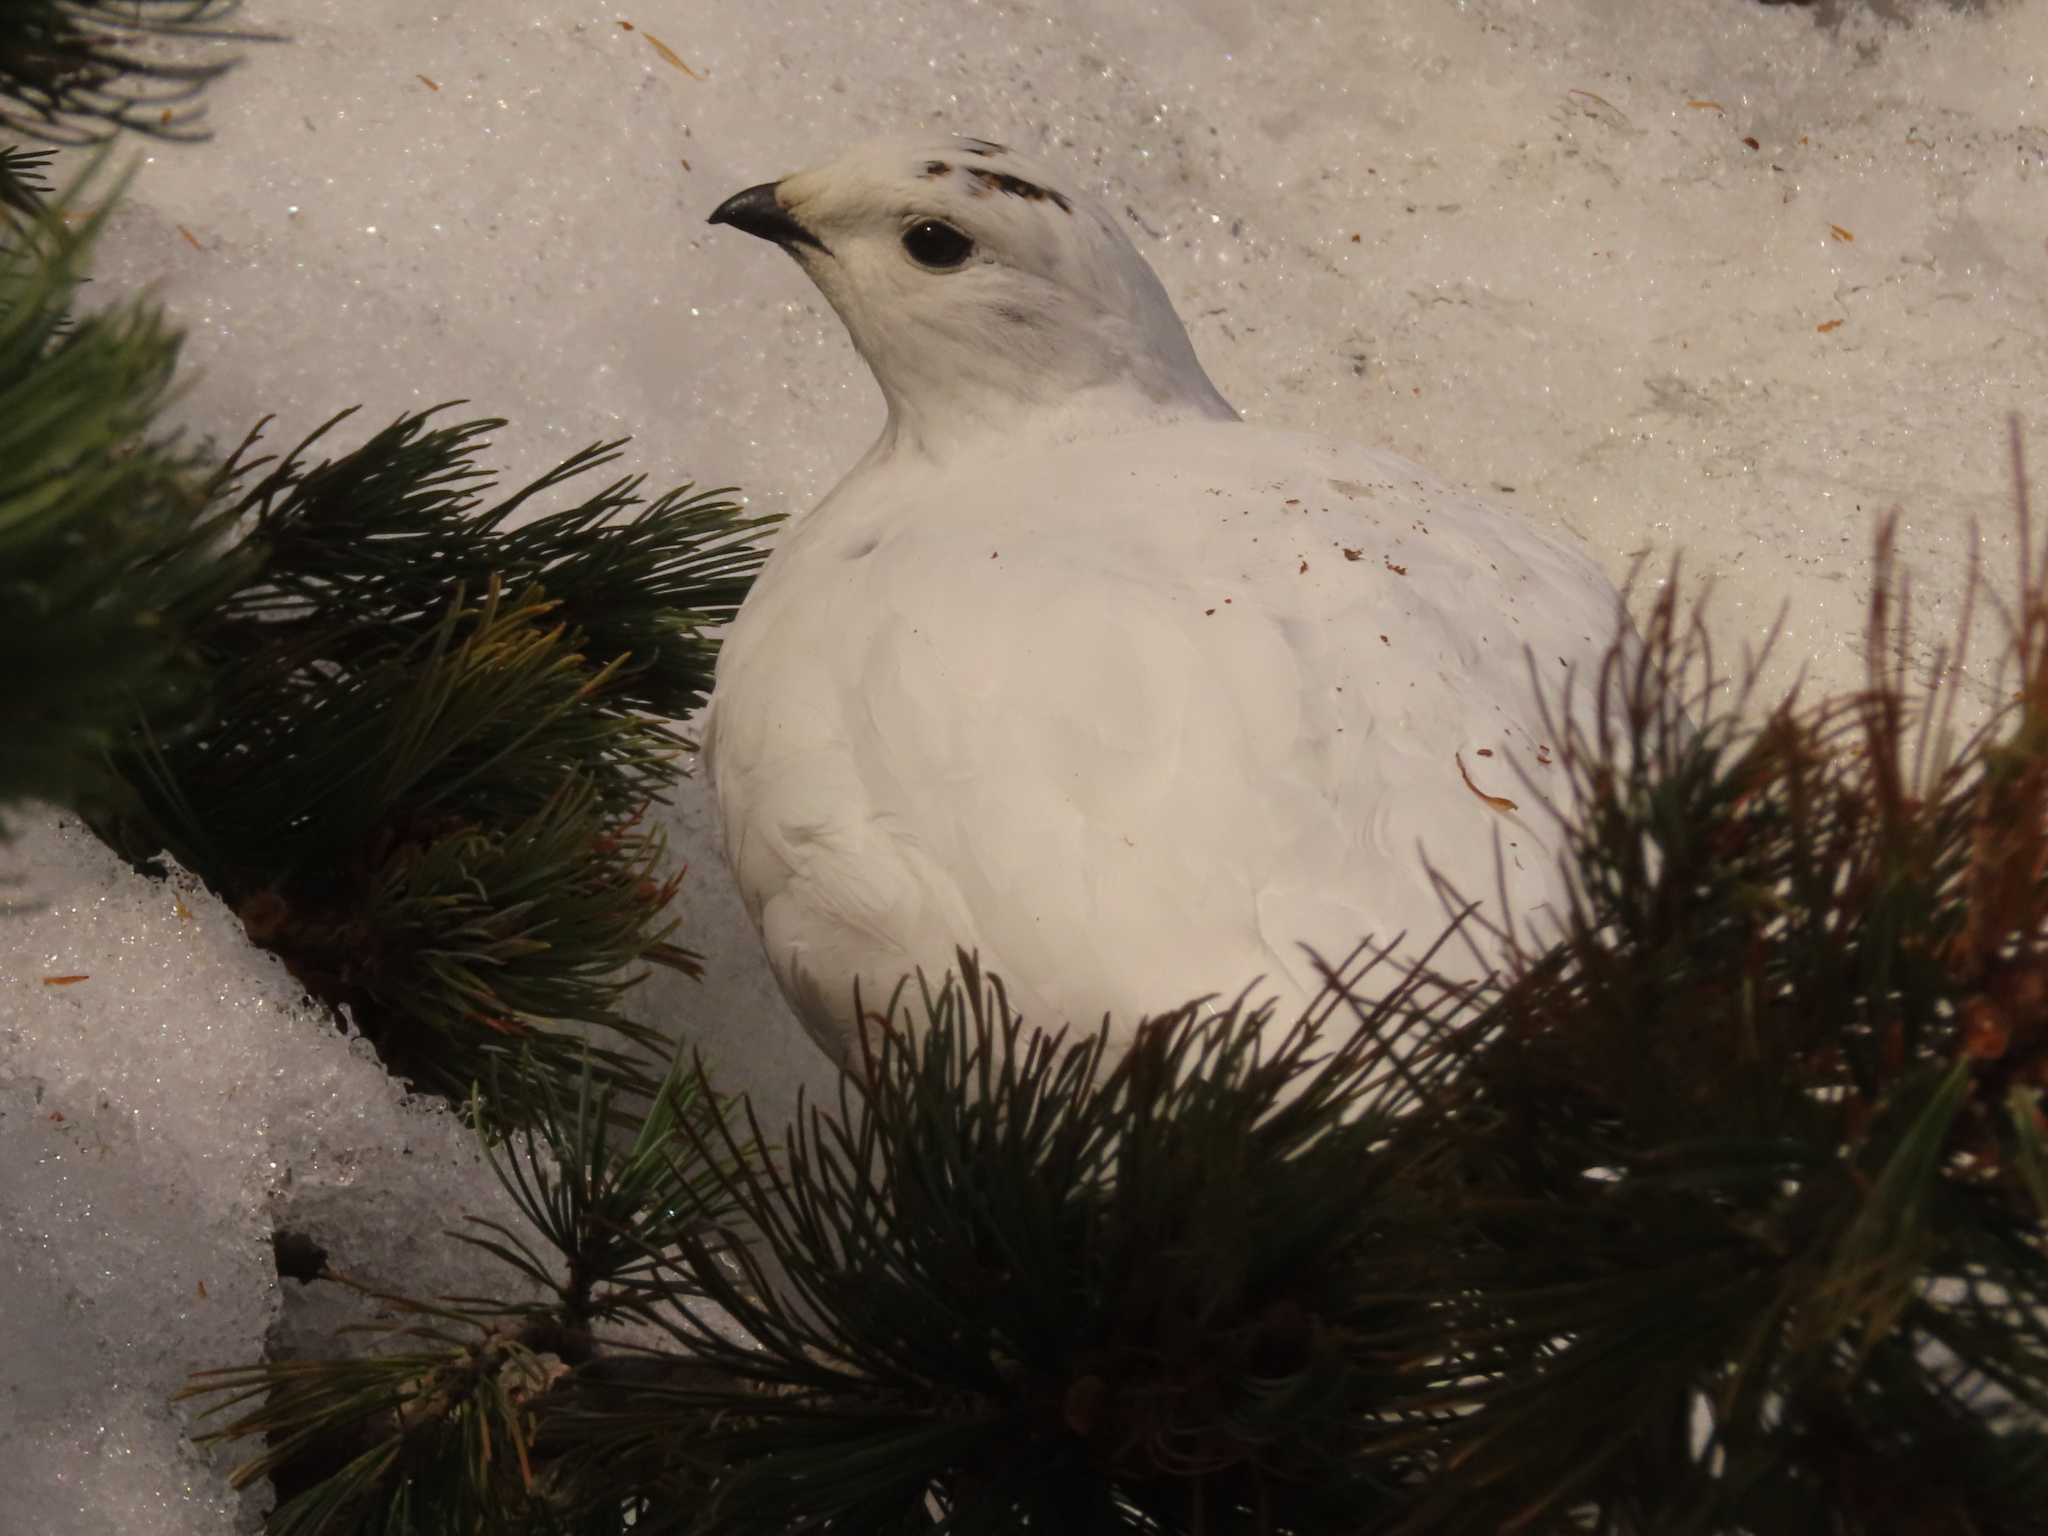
top-left (0, 155), bottom-right (253, 822)
top-left (1400, 465), bottom-right (2048, 1534)
top-left (186, 958), bottom-right (1474, 1536)
top-left (600, 955), bottom-right (1467, 1536)
top-left (0, 0), bottom-right (262, 817)
top-left (90, 406), bottom-right (776, 1120)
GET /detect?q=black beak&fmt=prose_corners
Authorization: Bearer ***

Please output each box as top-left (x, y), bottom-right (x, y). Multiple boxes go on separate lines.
top-left (707, 181), bottom-right (829, 254)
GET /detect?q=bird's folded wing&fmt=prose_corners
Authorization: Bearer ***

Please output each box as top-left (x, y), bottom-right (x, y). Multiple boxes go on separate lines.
top-left (832, 424), bottom-right (1622, 1036)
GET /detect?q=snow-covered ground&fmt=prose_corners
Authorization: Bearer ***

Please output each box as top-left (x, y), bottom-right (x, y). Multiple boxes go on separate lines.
top-left (3, 0), bottom-right (2043, 1528)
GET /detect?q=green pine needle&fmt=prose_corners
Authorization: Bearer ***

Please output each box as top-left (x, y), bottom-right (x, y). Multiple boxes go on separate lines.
top-left (0, 142), bottom-right (54, 218)
top-left (0, 1), bottom-right (261, 145)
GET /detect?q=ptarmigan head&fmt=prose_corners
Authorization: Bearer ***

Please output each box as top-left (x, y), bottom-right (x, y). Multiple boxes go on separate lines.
top-left (709, 136), bottom-right (1237, 456)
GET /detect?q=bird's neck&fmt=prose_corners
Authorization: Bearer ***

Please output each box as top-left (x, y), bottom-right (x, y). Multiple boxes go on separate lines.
top-left (873, 371), bottom-right (1237, 467)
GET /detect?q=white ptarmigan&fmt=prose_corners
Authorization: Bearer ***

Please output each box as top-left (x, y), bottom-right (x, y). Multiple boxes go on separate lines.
top-left (704, 136), bottom-right (1627, 1067)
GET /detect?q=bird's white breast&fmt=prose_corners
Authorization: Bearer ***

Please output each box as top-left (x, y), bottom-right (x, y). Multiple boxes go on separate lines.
top-left (704, 421), bottom-right (1624, 1064)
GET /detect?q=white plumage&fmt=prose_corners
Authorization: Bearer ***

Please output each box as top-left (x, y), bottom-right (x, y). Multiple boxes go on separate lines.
top-left (705, 136), bottom-right (1627, 1066)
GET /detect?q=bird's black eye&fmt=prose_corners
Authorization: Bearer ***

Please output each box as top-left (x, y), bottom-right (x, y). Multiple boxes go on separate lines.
top-left (901, 219), bottom-right (974, 270)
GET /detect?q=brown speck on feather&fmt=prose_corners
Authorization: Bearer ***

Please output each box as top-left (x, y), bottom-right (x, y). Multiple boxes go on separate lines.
top-left (418, 74), bottom-right (439, 91)
top-left (1477, 748), bottom-right (1494, 757)
top-left (177, 224), bottom-right (202, 250)
top-left (923, 160), bottom-right (950, 177)
top-left (1455, 752), bottom-right (1518, 812)
top-left (1298, 558), bottom-right (1308, 574)
top-left (1342, 547), bottom-right (1363, 562)
top-left (1384, 557), bottom-right (1407, 575)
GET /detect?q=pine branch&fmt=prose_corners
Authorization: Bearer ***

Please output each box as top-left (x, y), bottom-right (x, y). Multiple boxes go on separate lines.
top-left (0, 141), bottom-right (53, 219)
top-left (90, 407), bottom-right (776, 1123)
top-left (195, 405), bottom-right (770, 735)
top-left (1399, 436), bottom-right (2048, 1535)
top-left (600, 951), bottom-right (1476, 1536)
top-left (183, 955), bottom-right (1477, 1536)
top-left (0, 155), bottom-right (253, 822)
top-left (0, 1), bottom-right (264, 146)
top-left (183, 1306), bottom-right (568, 1536)
top-left (182, 1050), bottom-right (759, 1536)
top-left (456, 1049), bottom-right (751, 1335)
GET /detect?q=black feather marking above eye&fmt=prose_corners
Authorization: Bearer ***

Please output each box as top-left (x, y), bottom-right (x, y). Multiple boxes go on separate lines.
top-left (922, 160), bottom-right (950, 178)
top-left (956, 137), bottom-right (1008, 157)
top-left (967, 167), bottom-right (1072, 213)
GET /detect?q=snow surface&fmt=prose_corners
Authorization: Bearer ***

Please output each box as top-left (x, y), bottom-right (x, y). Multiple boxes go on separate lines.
top-left (3, 0), bottom-right (2044, 1528)
top-left (0, 816), bottom-right (547, 1531)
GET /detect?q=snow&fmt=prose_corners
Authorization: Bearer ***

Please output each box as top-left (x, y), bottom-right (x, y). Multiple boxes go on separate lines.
top-left (0, 815), bottom-right (546, 1531)
top-left (3, 0), bottom-right (2042, 1528)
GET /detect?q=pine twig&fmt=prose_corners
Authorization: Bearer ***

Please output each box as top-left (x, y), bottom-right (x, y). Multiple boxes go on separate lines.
top-left (0, 1), bottom-right (269, 146)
